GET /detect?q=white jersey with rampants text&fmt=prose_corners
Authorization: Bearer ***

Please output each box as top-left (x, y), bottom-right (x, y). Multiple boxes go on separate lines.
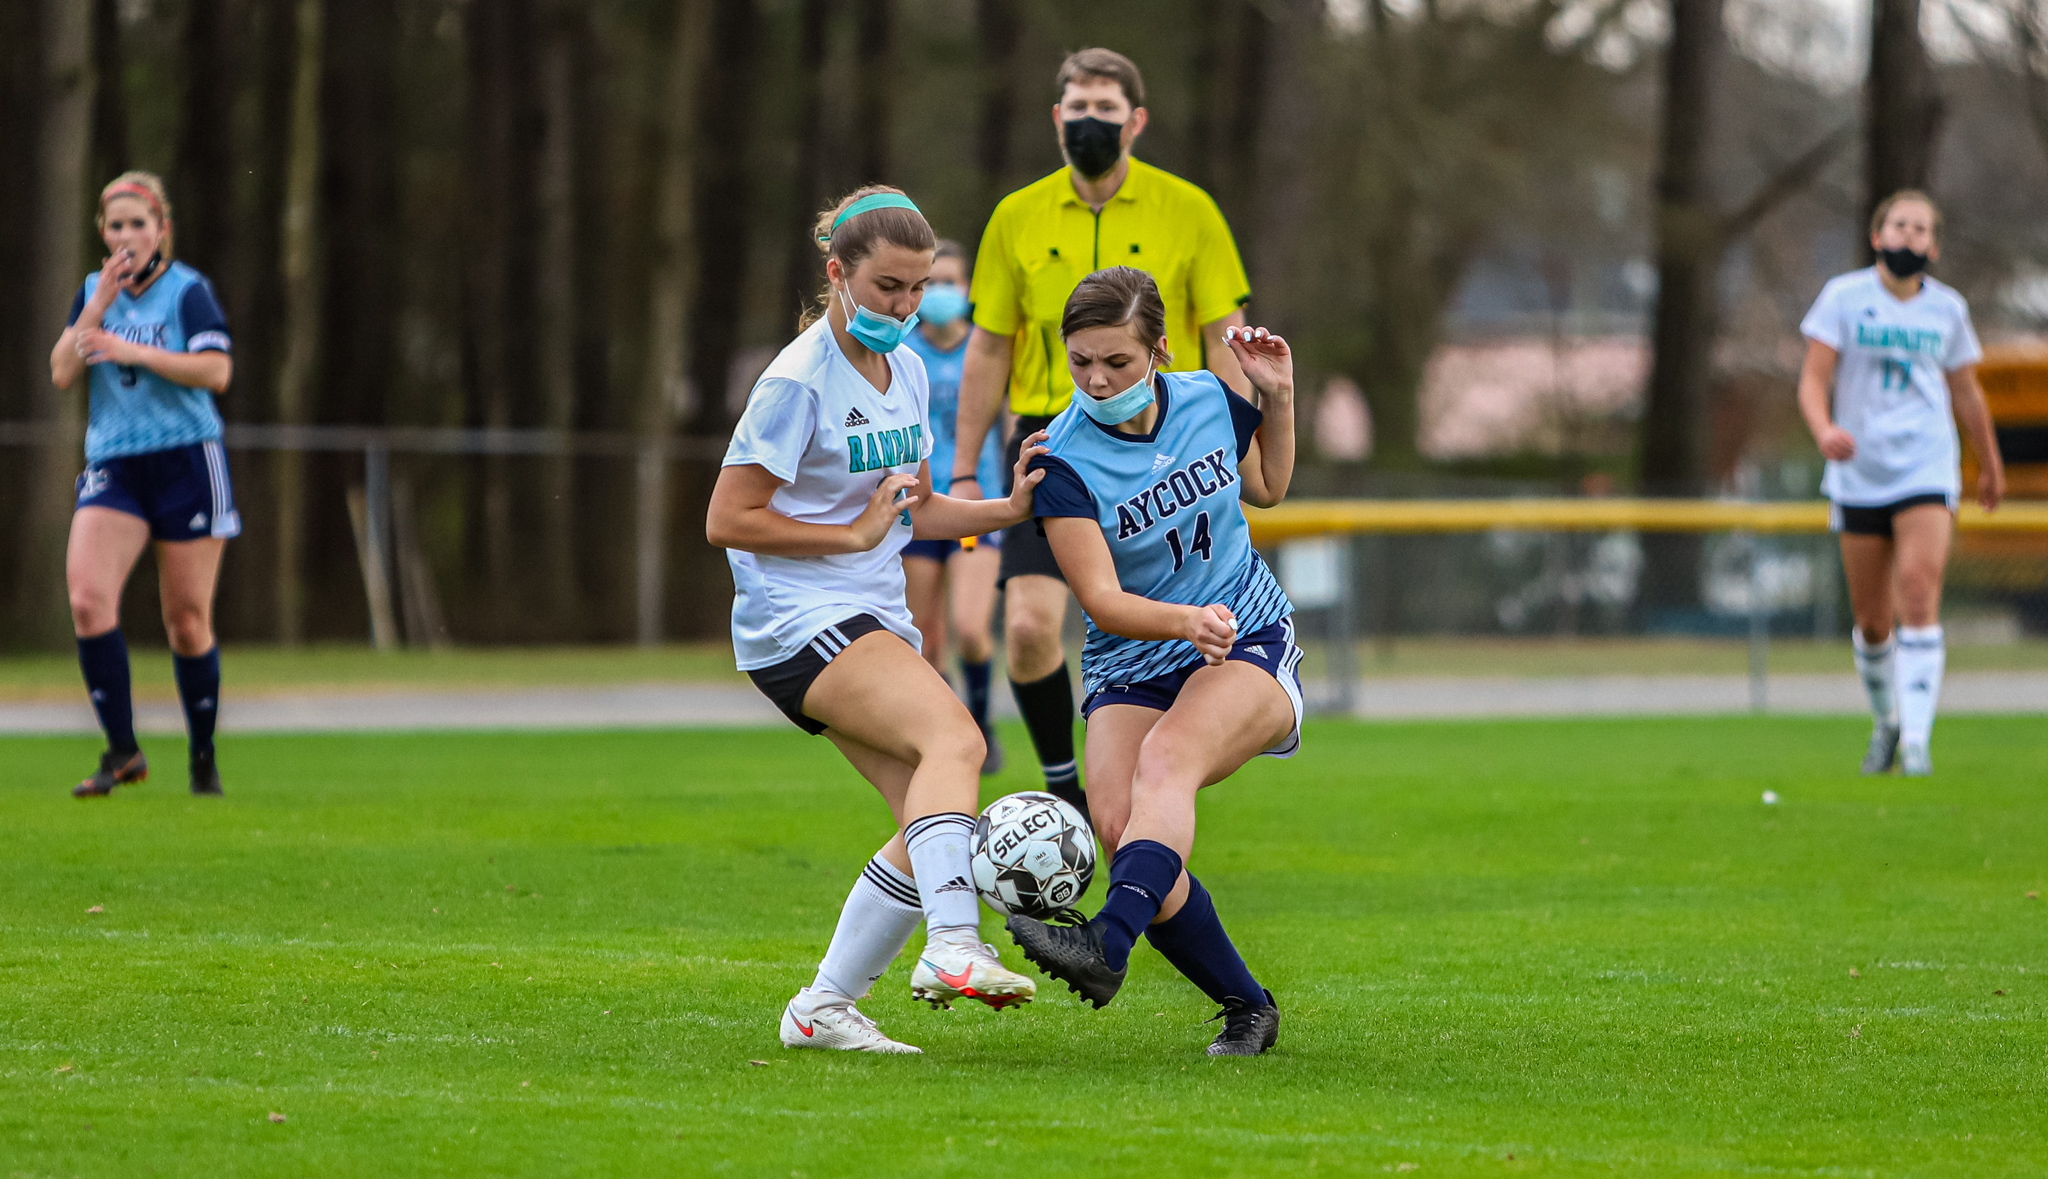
top-left (1800, 267), bottom-right (1982, 507)
top-left (721, 316), bottom-right (930, 670)
top-left (1029, 369), bottom-right (1292, 699)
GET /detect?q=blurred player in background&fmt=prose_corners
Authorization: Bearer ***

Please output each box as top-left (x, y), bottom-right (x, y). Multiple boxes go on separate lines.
top-left (706, 187), bottom-right (1048, 1053)
top-left (1797, 190), bottom-right (2004, 777)
top-left (952, 48), bottom-right (1254, 820)
top-left (900, 240), bottom-right (1008, 772)
top-left (48, 172), bottom-right (237, 799)
top-left (1003, 268), bottom-right (1296, 1056)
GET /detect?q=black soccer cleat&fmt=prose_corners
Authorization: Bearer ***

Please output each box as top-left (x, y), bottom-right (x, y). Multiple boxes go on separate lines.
top-left (189, 749), bottom-right (223, 796)
top-left (1004, 913), bottom-right (1126, 1009)
top-left (1206, 989), bottom-right (1280, 1056)
top-left (73, 748), bottom-right (148, 798)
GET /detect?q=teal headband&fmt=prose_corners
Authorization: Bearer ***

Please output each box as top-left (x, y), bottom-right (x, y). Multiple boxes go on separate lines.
top-left (818, 193), bottom-right (922, 243)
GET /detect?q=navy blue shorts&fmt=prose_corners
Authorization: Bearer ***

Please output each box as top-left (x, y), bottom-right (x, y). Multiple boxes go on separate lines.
top-left (76, 439), bottom-right (241, 541)
top-left (902, 531), bottom-right (1003, 563)
top-left (1081, 616), bottom-right (1305, 758)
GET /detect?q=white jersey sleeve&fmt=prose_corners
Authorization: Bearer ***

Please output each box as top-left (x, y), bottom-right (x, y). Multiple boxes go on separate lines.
top-left (1945, 304), bottom-right (1983, 371)
top-left (724, 376), bottom-right (818, 481)
top-left (1799, 279), bottom-right (1848, 352)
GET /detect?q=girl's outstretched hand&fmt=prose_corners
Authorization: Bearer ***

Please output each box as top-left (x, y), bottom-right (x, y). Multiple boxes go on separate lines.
top-left (1006, 430), bottom-right (1049, 522)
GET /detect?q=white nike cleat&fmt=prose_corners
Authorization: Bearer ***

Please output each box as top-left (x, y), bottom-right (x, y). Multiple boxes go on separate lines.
top-left (1900, 742), bottom-right (1932, 777)
top-left (910, 937), bottom-right (1036, 1010)
top-left (780, 994), bottom-right (922, 1053)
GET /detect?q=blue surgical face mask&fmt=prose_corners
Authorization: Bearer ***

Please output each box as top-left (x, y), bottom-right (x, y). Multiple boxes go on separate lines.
top-left (836, 282), bottom-right (919, 352)
top-left (919, 282), bottom-right (969, 326)
top-left (1075, 364), bottom-right (1156, 425)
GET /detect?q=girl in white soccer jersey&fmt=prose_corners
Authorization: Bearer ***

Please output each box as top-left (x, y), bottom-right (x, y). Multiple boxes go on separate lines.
top-left (706, 186), bottom-right (1050, 1054)
top-left (1798, 190), bottom-right (2004, 777)
top-left (1002, 267), bottom-right (1297, 1056)
top-left (48, 173), bottom-right (238, 799)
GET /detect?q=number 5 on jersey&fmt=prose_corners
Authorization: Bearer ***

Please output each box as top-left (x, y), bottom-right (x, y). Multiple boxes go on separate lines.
top-left (1164, 511), bottom-right (1213, 572)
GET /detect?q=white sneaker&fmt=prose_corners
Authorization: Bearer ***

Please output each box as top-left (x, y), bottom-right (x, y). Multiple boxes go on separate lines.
top-left (910, 936), bottom-right (1036, 1010)
top-left (780, 993), bottom-right (921, 1054)
top-left (1901, 742), bottom-right (1932, 777)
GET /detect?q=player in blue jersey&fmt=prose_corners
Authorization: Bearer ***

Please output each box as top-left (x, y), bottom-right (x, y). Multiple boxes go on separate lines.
top-left (900, 240), bottom-right (1010, 772)
top-left (1003, 267), bottom-right (1297, 1056)
top-left (48, 173), bottom-right (237, 799)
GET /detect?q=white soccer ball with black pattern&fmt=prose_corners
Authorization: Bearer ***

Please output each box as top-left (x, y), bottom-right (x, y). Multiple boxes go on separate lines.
top-left (971, 791), bottom-right (1096, 919)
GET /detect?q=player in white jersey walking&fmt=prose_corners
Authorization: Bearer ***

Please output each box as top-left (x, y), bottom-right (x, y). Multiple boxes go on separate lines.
top-left (48, 172), bottom-right (238, 799)
top-left (706, 186), bottom-right (1050, 1054)
top-left (1001, 268), bottom-right (1298, 1055)
top-left (1797, 190), bottom-right (2004, 776)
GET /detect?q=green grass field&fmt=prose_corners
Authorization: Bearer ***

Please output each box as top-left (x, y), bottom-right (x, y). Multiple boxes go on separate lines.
top-left (3, 718), bottom-right (2044, 1176)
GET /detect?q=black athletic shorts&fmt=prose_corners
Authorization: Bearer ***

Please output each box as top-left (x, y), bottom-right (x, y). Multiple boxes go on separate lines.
top-left (745, 613), bottom-right (889, 735)
top-left (999, 415), bottom-right (1065, 586)
top-left (1830, 493), bottom-right (1954, 537)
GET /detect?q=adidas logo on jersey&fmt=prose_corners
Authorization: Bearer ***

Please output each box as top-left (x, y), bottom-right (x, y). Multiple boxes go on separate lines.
top-left (844, 408), bottom-right (871, 428)
top-left (1151, 453), bottom-right (1177, 472)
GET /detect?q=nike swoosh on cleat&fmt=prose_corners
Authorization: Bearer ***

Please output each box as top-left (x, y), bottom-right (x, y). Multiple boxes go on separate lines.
top-left (929, 961), bottom-right (975, 990)
top-left (792, 1015), bottom-right (815, 1037)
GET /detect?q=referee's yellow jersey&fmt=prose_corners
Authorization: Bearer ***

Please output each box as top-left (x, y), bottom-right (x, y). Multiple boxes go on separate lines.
top-left (969, 158), bottom-right (1251, 419)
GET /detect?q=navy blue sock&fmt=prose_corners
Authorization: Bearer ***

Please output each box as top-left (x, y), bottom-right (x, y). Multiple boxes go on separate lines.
top-left (1090, 839), bottom-right (1182, 972)
top-left (77, 629), bottom-right (138, 754)
top-left (960, 658), bottom-right (993, 729)
top-left (1144, 874), bottom-right (1264, 1005)
top-left (172, 647), bottom-right (221, 757)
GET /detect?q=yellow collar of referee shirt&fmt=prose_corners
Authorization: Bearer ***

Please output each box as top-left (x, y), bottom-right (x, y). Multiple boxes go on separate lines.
top-left (1060, 157), bottom-right (1148, 206)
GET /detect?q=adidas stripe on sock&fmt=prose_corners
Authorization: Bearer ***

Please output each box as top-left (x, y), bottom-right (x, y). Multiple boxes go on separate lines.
top-left (1896, 625), bottom-right (1945, 750)
top-left (904, 812), bottom-right (980, 935)
top-left (805, 851), bottom-right (923, 1009)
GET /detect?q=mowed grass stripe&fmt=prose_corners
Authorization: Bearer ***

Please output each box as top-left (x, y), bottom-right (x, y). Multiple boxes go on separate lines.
top-left (2, 719), bottom-right (2043, 1176)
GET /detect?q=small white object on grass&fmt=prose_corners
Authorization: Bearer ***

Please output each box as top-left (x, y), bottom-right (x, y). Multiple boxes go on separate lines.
top-left (1761, 790), bottom-right (1780, 805)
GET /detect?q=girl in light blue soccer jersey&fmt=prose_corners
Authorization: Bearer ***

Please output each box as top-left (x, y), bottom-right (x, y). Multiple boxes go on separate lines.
top-left (1796, 190), bottom-right (2004, 778)
top-left (48, 173), bottom-right (237, 800)
top-left (1003, 266), bottom-right (1296, 1056)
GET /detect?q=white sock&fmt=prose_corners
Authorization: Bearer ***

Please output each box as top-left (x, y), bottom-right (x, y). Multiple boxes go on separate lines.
top-left (796, 852), bottom-right (923, 1013)
top-left (1853, 628), bottom-right (1898, 729)
top-left (1896, 625), bottom-right (1945, 750)
top-left (903, 811), bottom-right (980, 937)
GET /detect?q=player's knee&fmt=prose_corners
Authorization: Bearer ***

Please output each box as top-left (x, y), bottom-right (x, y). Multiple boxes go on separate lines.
top-left (917, 719), bottom-right (985, 775)
top-left (162, 605), bottom-right (212, 655)
top-left (954, 626), bottom-right (994, 664)
top-left (1131, 735), bottom-right (1200, 799)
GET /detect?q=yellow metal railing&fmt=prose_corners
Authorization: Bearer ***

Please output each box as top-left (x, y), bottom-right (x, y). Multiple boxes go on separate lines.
top-left (1244, 498), bottom-right (2048, 544)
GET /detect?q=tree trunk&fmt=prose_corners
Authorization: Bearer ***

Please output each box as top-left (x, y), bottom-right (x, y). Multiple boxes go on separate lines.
top-left (89, 0), bottom-right (128, 186)
top-left (314, 0), bottom-right (400, 639)
top-left (973, 0), bottom-right (1020, 228)
top-left (1864, 0), bottom-right (1941, 257)
top-left (12, 0), bottom-right (95, 649)
top-left (1639, 0), bottom-right (1723, 498)
top-left (684, 0), bottom-right (760, 438)
top-left (781, 0), bottom-right (832, 328)
top-left (274, 0), bottom-right (322, 645)
top-left (853, 0), bottom-right (892, 184)
top-left (536, 0), bottom-right (583, 623)
top-left (176, 0), bottom-right (235, 280)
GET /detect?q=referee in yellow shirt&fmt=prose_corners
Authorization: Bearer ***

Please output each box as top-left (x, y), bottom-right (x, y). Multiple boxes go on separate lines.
top-left (952, 47), bottom-right (1253, 817)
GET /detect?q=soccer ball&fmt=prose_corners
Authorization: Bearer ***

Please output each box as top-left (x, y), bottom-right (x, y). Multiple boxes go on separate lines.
top-left (970, 791), bottom-right (1096, 919)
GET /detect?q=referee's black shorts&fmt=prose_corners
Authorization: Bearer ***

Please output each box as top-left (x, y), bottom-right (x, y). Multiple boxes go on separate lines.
top-left (999, 414), bottom-right (1064, 586)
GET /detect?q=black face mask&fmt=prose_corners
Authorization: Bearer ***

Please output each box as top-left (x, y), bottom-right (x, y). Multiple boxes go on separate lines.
top-left (1062, 117), bottom-right (1126, 180)
top-left (1879, 246), bottom-right (1929, 279)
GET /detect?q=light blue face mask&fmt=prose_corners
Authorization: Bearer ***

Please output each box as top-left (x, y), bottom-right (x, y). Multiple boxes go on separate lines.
top-left (1076, 365), bottom-right (1156, 425)
top-left (919, 283), bottom-right (969, 326)
top-left (836, 282), bottom-right (919, 353)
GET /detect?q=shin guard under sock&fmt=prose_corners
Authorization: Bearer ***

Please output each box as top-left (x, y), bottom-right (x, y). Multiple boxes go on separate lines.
top-left (1091, 839), bottom-right (1183, 972)
top-left (1896, 625), bottom-right (1945, 749)
top-left (173, 647), bottom-right (222, 757)
top-left (1144, 874), bottom-right (1264, 1005)
top-left (1011, 664), bottom-right (1083, 812)
top-left (77, 629), bottom-right (138, 754)
top-left (806, 852), bottom-right (923, 1007)
top-left (904, 812), bottom-right (980, 935)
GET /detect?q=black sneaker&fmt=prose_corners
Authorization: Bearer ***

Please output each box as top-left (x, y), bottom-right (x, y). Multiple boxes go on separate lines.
top-left (1004, 913), bottom-right (1126, 1009)
top-left (73, 748), bottom-right (148, 798)
top-left (1206, 989), bottom-right (1280, 1056)
top-left (189, 749), bottom-right (223, 796)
